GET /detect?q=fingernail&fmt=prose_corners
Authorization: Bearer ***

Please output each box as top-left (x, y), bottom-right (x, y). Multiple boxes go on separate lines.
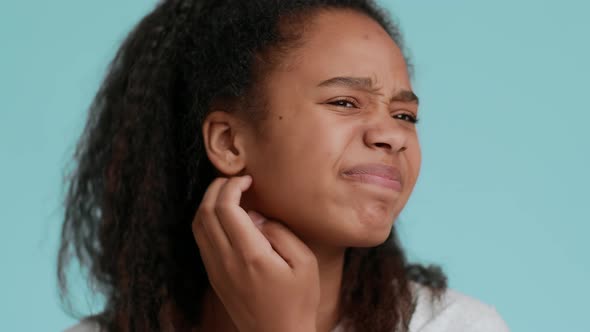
top-left (247, 210), bottom-right (266, 227)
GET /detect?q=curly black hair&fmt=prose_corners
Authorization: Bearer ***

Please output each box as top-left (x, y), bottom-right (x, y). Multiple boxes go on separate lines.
top-left (57, 0), bottom-right (447, 331)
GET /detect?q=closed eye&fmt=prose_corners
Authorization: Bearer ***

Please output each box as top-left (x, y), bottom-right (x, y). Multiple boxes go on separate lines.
top-left (327, 98), bottom-right (358, 108)
top-left (393, 113), bottom-right (419, 124)
top-left (327, 99), bottom-right (418, 124)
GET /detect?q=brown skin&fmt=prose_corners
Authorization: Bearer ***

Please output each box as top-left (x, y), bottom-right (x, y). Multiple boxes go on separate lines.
top-left (192, 9), bottom-right (420, 332)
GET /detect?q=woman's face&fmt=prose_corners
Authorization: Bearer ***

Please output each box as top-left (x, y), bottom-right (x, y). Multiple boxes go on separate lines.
top-left (242, 10), bottom-right (420, 248)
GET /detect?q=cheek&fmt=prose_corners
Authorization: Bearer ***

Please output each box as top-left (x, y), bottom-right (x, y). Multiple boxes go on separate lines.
top-left (245, 120), bottom-right (342, 219)
top-left (390, 138), bottom-right (421, 216)
top-left (407, 140), bottom-right (422, 186)
top-left (245, 120), bottom-right (365, 243)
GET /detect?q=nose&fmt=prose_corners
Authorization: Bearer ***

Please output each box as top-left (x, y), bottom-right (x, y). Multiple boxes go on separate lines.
top-left (363, 115), bottom-right (409, 153)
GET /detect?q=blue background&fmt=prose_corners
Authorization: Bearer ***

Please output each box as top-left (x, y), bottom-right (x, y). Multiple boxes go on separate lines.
top-left (1, 1), bottom-right (588, 331)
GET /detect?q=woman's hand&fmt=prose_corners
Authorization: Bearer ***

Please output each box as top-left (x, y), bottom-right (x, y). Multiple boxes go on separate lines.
top-left (192, 175), bottom-right (320, 332)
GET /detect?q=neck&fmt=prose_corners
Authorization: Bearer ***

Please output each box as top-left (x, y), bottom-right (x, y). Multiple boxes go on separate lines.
top-left (197, 243), bottom-right (347, 332)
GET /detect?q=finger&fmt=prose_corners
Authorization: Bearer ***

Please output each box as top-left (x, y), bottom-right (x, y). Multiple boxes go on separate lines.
top-left (193, 222), bottom-right (224, 288)
top-left (214, 176), bottom-right (271, 254)
top-left (193, 220), bottom-right (215, 270)
top-left (258, 221), bottom-right (317, 270)
top-left (193, 178), bottom-right (232, 254)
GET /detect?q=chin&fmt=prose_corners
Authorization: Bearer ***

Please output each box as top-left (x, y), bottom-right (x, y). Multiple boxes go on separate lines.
top-left (345, 224), bottom-right (393, 248)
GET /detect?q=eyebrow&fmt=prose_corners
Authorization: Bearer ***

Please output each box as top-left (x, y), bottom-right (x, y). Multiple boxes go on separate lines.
top-left (317, 76), bottom-right (420, 105)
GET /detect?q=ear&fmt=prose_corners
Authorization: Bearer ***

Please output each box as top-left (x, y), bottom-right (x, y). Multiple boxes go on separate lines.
top-left (202, 111), bottom-right (248, 176)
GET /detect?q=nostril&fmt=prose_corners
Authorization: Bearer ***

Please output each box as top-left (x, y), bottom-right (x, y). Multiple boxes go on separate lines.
top-left (374, 142), bottom-right (392, 149)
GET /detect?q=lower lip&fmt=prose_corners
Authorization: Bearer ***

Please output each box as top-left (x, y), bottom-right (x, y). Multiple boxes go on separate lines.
top-left (342, 173), bottom-right (402, 192)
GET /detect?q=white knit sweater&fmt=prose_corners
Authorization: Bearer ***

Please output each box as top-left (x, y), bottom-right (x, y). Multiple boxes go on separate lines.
top-left (65, 282), bottom-right (510, 332)
top-left (333, 281), bottom-right (510, 332)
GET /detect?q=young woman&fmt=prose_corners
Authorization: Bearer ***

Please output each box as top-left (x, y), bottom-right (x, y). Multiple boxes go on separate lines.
top-left (59, 0), bottom-right (510, 331)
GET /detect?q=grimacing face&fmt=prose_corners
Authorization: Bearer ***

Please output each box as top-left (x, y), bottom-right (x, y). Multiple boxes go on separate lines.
top-left (241, 10), bottom-right (421, 248)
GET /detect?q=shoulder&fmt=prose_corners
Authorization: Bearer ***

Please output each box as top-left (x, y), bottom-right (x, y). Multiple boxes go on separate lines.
top-left (409, 281), bottom-right (510, 332)
top-left (63, 319), bottom-right (103, 332)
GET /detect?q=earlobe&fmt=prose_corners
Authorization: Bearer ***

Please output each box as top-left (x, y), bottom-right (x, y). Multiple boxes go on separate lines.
top-left (202, 111), bottom-right (247, 176)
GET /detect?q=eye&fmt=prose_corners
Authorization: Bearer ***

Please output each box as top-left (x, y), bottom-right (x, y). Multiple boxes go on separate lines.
top-left (393, 113), bottom-right (419, 124)
top-left (328, 98), bottom-right (358, 108)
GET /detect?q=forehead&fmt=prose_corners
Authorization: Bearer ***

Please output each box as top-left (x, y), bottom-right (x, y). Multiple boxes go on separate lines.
top-left (276, 9), bottom-right (411, 89)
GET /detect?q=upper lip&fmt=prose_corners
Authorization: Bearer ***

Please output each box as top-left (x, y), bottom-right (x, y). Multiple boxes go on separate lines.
top-left (342, 163), bottom-right (402, 184)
